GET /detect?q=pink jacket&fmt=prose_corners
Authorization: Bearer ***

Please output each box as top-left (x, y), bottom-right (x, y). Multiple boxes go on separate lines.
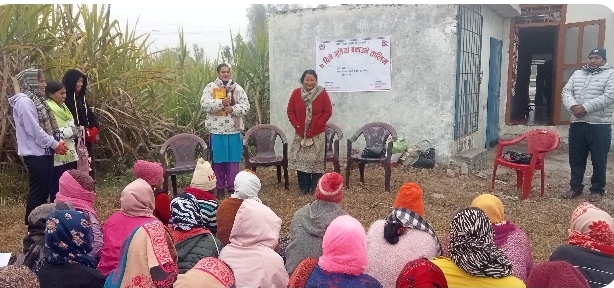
top-left (219, 199), bottom-right (288, 288)
top-left (366, 220), bottom-right (440, 288)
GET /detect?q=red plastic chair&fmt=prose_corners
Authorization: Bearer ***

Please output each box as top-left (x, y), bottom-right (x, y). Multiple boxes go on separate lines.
top-left (490, 129), bottom-right (560, 200)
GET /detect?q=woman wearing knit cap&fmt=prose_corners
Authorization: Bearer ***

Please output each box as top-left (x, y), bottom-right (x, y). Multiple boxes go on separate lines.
top-left (285, 172), bottom-right (347, 275)
top-left (169, 193), bottom-right (224, 274)
top-left (432, 208), bottom-right (524, 288)
top-left (97, 178), bottom-right (159, 276)
top-left (549, 202), bottom-right (614, 288)
top-left (173, 257), bottom-right (235, 288)
top-left (133, 159), bottom-right (171, 225)
top-left (288, 215), bottom-right (382, 288)
top-left (526, 261), bottom-right (589, 288)
top-left (287, 69), bottom-right (333, 195)
top-left (184, 158), bottom-right (219, 233)
top-left (53, 169), bottom-right (103, 260)
top-left (442, 194), bottom-right (534, 282)
top-left (395, 258), bottom-right (448, 288)
top-left (366, 182), bottom-right (441, 288)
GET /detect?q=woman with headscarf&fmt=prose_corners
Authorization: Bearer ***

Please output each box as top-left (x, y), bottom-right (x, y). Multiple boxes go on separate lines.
top-left (9, 68), bottom-right (68, 225)
top-left (0, 265), bottom-right (40, 288)
top-left (173, 257), bottom-right (235, 288)
top-left (216, 169), bottom-right (261, 245)
top-left (104, 221), bottom-right (179, 288)
top-left (526, 261), bottom-right (589, 288)
top-left (62, 68), bottom-right (99, 178)
top-left (366, 183), bottom-right (441, 288)
top-left (169, 193), bottom-right (224, 274)
top-left (287, 69), bottom-right (332, 195)
top-left (289, 215), bottom-right (382, 288)
top-left (35, 210), bottom-right (106, 288)
top-left (97, 178), bottom-right (158, 276)
top-left (54, 169), bottom-right (103, 259)
top-left (395, 258), bottom-right (448, 288)
top-left (549, 202), bottom-right (614, 288)
top-left (442, 194), bottom-right (534, 281)
top-left (432, 208), bottom-right (524, 288)
top-left (200, 63), bottom-right (250, 198)
top-left (8, 202), bottom-right (74, 269)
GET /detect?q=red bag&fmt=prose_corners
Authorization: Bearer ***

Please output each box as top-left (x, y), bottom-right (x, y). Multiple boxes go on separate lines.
top-left (76, 126), bottom-right (91, 173)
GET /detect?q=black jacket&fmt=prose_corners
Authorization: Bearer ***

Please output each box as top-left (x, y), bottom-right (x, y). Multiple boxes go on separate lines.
top-left (62, 68), bottom-right (99, 128)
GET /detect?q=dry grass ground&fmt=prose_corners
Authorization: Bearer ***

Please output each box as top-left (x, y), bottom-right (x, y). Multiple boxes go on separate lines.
top-left (2, 162), bottom-right (614, 264)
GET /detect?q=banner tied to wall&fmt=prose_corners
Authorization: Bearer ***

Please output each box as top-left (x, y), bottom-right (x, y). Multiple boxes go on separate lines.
top-left (315, 36), bottom-right (391, 92)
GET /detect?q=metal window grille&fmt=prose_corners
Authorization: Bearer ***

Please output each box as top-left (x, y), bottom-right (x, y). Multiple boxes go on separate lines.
top-left (454, 4), bottom-right (483, 139)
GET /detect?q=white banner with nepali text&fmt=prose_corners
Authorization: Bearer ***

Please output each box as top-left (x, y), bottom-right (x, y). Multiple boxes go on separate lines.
top-left (315, 36), bottom-right (391, 92)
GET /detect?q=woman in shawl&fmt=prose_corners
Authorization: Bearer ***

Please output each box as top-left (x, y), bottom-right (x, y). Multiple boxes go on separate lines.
top-left (432, 208), bottom-right (524, 288)
top-left (526, 261), bottom-right (589, 288)
top-left (54, 169), bottom-right (103, 259)
top-left (104, 221), bottom-right (179, 288)
top-left (62, 68), bottom-right (99, 178)
top-left (8, 202), bottom-right (74, 269)
top-left (9, 68), bottom-right (68, 225)
top-left (169, 193), bottom-right (224, 274)
top-left (289, 215), bottom-right (381, 288)
top-left (35, 210), bottom-right (106, 288)
top-left (173, 257), bottom-right (236, 288)
top-left (366, 183), bottom-right (442, 288)
top-left (200, 64), bottom-right (250, 199)
top-left (395, 258), bottom-right (448, 288)
top-left (549, 202), bottom-right (614, 288)
top-left (97, 178), bottom-right (158, 276)
top-left (45, 81), bottom-right (79, 202)
top-left (287, 69), bottom-right (332, 195)
top-left (0, 265), bottom-right (40, 288)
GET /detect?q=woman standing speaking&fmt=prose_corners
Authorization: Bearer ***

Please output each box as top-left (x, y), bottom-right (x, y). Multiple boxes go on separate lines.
top-left (287, 70), bottom-right (332, 195)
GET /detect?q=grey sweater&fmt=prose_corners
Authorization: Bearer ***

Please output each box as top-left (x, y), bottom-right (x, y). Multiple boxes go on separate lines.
top-left (284, 200), bottom-right (347, 275)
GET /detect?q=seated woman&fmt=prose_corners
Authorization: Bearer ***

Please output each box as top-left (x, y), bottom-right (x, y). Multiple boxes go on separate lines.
top-left (97, 178), bottom-right (158, 276)
top-left (432, 208), bottom-right (524, 288)
top-left (218, 197), bottom-right (288, 287)
top-left (35, 210), bottom-right (106, 288)
top-left (173, 257), bottom-right (235, 288)
top-left (184, 158), bottom-right (220, 234)
top-left (0, 265), bottom-right (40, 288)
top-left (289, 215), bottom-right (382, 288)
top-left (9, 202), bottom-right (74, 270)
top-left (54, 169), bottom-right (103, 260)
top-left (216, 169), bottom-right (261, 245)
top-left (443, 194), bottom-right (533, 281)
top-left (366, 183), bottom-right (441, 288)
top-left (169, 193), bottom-right (224, 273)
top-left (549, 202), bottom-right (614, 288)
top-left (104, 221), bottom-right (179, 288)
top-left (395, 258), bottom-right (448, 288)
top-left (526, 261), bottom-right (589, 288)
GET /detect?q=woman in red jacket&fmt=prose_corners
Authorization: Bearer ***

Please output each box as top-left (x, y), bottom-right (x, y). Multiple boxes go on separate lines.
top-left (287, 70), bottom-right (333, 195)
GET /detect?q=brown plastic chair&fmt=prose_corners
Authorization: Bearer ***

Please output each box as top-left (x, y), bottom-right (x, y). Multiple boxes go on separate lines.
top-left (243, 124), bottom-right (289, 189)
top-left (345, 122), bottom-right (398, 192)
top-left (325, 123), bottom-right (343, 174)
top-left (159, 133), bottom-right (209, 196)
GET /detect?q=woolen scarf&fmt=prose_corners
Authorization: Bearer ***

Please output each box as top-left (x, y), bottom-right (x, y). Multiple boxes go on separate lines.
top-left (299, 85), bottom-right (324, 138)
top-left (170, 193), bottom-right (207, 231)
top-left (319, 215), bottom-right (368, 276)
top-left (54, 171), bottom-right (96, 215)
top-left (396, 258), bottom-right (448, 288)
top-left (120, 178), bottom-right (156, 218)
top-left (42, 210), bottom-right (97, 269)
top-left (386, 207), bottom-right (442, 256)
top-left (567, 202), bottom-right (614, 256)
top-left (448, 208), bottom-right (512, 278)
top-left (214, 77), bottom-right (241, 129)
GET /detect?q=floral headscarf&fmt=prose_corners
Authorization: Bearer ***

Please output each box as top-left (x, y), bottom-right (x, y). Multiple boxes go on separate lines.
top-left (44, 210), bottom-right (97, 269)
top-left (567, 202), bottom-right (614, 256)
top-left (170, 193), bottom-right (207, 231)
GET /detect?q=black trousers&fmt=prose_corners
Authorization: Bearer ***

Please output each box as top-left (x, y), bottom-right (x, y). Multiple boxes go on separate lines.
top-left (51, 161), bottom-right (78, 202)
top-left (297, 171), bottom-right (323, 193)
top-left (23, 155), bottom-right (54, 225)
top-left (569, 122), bottom-right (611, 195)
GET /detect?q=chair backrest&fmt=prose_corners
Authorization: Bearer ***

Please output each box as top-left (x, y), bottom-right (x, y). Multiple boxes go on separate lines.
top-left (523, 129), bottom-right (560, 160)
top-left (325, 123), bottom-right (343, 153)
top-left (349, 122), bottom-right (398, 148)
top-left (159, 133), bottom-right (208, 170)
top-left (243, 124), bottom-right (287, 158)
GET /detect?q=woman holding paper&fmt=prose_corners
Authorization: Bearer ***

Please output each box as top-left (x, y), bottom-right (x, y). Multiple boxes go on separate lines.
top-left (200, 63), bottom-right (250, 198)
top-left (287, 70), bottom-right (333, 195)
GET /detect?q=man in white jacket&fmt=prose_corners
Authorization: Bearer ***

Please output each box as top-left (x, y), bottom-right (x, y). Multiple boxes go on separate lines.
top-left (562, 48), bottom-right (614, 202)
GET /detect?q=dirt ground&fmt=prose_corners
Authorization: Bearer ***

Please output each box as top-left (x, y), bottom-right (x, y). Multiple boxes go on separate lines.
top-left (1, 144), bottom-right (614, 264)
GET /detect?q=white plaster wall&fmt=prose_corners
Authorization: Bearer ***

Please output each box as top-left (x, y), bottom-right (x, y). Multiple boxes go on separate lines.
top-left (499, 5), bottom-right (614, 143)
top-left (268, 5), bottom-right (459, 162)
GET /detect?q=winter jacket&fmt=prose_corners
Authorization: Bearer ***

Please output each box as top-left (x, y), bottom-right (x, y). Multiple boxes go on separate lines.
top-left (287, 88), bottom-right (333, 138)
top-left (171, 229), bottom-right (224, 274)
top-left (562, 63), bottom-right (614, 124)
top-left (62, 69), bottom-right (98, 129)
top-left (9, 93), bottom-right (59, 156)
top-left (200, 81), bottom-right (250, 134)
top-left (285, 200), bottom-right (347, 275)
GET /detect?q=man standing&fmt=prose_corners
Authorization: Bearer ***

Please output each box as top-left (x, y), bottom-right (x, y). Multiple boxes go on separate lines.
top-left (562, 48), bottom-right (613, 202)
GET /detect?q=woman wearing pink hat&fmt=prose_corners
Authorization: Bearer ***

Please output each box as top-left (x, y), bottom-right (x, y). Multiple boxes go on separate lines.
top-left (133, 159), bottom-right (171, 225)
